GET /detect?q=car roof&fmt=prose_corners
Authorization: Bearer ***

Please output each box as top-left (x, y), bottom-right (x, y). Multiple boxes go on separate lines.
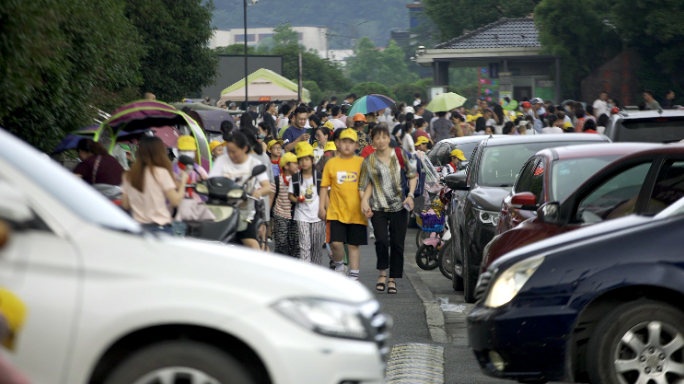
top-left (613, 109), bottom-right (684, 120)
top-left (480, 133), bottom-right (609, 147)
top-left (538, 142), bottom-right (661, 161)
top-left (436, 135), bottom-right (496, 145)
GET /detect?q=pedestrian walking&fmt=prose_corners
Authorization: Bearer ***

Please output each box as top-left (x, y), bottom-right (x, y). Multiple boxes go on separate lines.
top-left (121, 136), bottom-right (188, 234)
top-left (643, 90), bottom-right (661, 110)
top-left (360, 125), bottom-right (417, 294)
top-left (593, 92), bottom-right (609, 118)
top-left (319, 128), bottom-right (368, 280)
top-left (353, 113), bottom-right (371, 155)
top-left (283, 107), bottom-right (311, 152)
top-left (289, 143), bottom-right (325, 265)
top-left (267, 139), bottom-right (284, 178)
top-left (271, 153), bottom-right (299, 257)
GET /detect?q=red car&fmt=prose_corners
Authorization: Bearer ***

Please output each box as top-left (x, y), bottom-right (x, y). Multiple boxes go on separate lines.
top-left (480, 142), bottom-right (681, 275)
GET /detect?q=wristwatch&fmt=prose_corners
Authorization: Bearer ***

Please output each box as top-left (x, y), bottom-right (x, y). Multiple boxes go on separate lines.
top-left (408, 192), bottom-right (415, 198)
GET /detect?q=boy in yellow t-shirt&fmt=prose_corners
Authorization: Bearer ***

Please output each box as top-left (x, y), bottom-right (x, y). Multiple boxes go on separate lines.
top-left (319, 128), bottom-right (367, 280)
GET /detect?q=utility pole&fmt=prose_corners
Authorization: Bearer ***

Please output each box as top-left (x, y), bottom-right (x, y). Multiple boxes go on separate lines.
top-left (243, 0), bottom-right (248, 110)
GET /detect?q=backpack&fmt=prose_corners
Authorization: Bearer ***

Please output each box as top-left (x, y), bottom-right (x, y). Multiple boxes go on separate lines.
top-left (394, 147), bottom-right (425, 198)
top-left (291, 170), bottom-right (323, 216)
top-left (272, 174), bottom-right (296, 218)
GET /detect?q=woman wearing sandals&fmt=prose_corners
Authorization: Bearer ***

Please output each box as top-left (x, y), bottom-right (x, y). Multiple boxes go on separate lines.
top-left (359, 124), bottom-right (417, 294)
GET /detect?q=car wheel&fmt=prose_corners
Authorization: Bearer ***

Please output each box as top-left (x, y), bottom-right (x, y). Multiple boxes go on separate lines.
top-left (451, 237), bottom-right (464, 291)
top-left (438, 239), bottom-right (453, 280)
top-left (587, 300), bottom-right (684, 384)
top-left (415, 244), bottom-right (440, 270)
top-left (461, 241), bottom-right (476, 303)
top-left (103, 340), bottom-right (256, 384)
top-left (416, 230), bottom-right (428, 248)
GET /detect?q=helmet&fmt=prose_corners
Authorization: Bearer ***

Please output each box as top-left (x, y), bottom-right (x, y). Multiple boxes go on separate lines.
top-left (353, 113), bottom-right (366, 122)
top-left (296, 142), bottom-right (314, 158)
top-left (177, 135), bottom-right (196, 151)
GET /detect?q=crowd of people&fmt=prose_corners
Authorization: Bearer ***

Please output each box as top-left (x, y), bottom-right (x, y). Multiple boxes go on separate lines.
top-left (72, 88), bottom-right (679, 293)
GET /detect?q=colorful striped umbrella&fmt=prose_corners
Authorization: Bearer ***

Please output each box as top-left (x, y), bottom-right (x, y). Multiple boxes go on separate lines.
top-left (348, 94), bottom-right (396, 115)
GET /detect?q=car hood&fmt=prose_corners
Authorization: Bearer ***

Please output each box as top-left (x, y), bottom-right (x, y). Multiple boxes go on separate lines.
top-left (490, 214), bottom-right (653, 271)
top-left (79, 228), bottom-right (373, 306)
top-left (470, 186), bottom-right (512, 211)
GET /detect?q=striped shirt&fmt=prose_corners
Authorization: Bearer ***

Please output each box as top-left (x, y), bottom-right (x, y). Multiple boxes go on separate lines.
top-left (272, 174), bottom-right (293, 219)
top-left (359, 149), bottom-right (417, 212)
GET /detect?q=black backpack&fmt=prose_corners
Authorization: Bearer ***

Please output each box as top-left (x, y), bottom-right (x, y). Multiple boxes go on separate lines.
top-left (291, 170), bottom-right (323, 216)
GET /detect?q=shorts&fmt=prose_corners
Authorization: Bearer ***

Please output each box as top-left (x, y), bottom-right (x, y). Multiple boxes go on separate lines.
top-left (326, 220), bottom-right (368, 246)
top-left (237, 219), bottom-right (258, 241)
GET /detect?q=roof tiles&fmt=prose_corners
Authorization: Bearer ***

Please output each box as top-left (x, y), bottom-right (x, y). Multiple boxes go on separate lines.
top-left (435, 18), bottom-right (540, 49)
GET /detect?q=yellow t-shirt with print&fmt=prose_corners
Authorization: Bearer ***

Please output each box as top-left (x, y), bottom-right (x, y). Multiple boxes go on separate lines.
top-left (321, 156), bottom-right (367, 226)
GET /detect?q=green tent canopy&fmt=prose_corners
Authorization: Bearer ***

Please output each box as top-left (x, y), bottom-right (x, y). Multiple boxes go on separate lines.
top-left (220, 68), bottom-right (310, 103)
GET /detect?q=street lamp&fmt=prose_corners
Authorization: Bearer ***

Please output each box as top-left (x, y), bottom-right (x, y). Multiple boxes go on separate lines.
top-left (244, 0), bottom-right (258, 110)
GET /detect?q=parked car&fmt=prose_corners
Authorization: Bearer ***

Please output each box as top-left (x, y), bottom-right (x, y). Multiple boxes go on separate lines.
top-left (0, 128), bottom-right (389, 384)
top-left (604, 109), bottom-right (684, 142)
top-left (468, 195), bottom-right (684, 384)
top-left (444, 134), bottom-right (610, 302)
top-left (427, 135), bottom-right (492, 170)
top-left (481, 143), bottom-right (684, 279)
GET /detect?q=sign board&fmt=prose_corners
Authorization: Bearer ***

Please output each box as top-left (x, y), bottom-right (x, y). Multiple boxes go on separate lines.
top-left (537, 80), bottom-right (555, 88)
top-left (489, 63), bottom-right (499, 79)
top-left (430, 86), bottom-right (447, 100)
top-left (258, 96), bottom-right (272, 102)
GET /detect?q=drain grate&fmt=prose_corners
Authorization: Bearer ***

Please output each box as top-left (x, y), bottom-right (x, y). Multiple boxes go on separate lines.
top-left (385, 343), bottom-right (445, 384)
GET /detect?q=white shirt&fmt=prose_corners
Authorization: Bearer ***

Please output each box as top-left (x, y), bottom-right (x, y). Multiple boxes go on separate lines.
top-left (402, 133), bottom-right (415, 154)
top-left (593, 99), bottom-right (609, 118)
top-left (413, 99), bottom-right (422, 107)
top-left (289, 175), bottom-right (320, 223)
top-left (541, 127), bottom-right (564, 134)
top-left (209, 154), bottom-right (269, 220)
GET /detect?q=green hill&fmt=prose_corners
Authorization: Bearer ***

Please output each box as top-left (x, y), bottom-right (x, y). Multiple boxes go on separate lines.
top-left (212, 0), bottom-right (413, 49)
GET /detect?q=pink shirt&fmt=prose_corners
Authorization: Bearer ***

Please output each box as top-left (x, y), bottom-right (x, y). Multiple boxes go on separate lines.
top-left (122, 167), bottom-right (177, 225)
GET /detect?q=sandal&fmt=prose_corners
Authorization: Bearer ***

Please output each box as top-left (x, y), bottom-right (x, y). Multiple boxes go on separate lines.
top-left (388, 280), bottom-right (397, 294)
top-left (376, 275), bottom-right (387, 291)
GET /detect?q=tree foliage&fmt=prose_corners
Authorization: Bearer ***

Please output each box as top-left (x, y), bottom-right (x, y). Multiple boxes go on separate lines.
top-left (0, 0), bottom-right (142, 151)
top-left (273, 23), bottom-right (299, 47)
top-left (347, 38), bottom-right (418, 86)
top-left (350, 82), bottom-right (396, 100)
top-left (124, 0), bottom-right (218, 102)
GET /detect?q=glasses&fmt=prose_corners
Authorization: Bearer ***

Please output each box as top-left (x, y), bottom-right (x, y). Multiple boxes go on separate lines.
top-left (271, 146), bottom-right (282, 151)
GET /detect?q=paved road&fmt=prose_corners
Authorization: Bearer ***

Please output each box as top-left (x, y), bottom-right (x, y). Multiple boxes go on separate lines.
top-left (356, 228), bottom-right (509, 384)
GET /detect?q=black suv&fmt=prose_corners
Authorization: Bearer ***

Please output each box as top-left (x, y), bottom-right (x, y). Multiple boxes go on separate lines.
top-left (445, 134), bottom-right (610, 302)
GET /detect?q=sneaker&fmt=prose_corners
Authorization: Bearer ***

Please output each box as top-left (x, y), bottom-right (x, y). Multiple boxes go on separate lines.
top-left (335, 265), bottom-right (349, 276)
top-left (369, 232), bottom-right (375, 239)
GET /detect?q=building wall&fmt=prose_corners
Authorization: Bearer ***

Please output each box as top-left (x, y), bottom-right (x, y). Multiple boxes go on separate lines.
top-left (581, 50), bottom-right (641, 107)
top-left (209, 26), bottom-right (328, 57)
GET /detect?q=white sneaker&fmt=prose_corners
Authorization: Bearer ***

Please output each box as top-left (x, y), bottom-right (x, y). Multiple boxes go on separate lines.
top-left (369, 232), bottom-right (375, 239)
top-left (335, 265), bottom-right (349, 276)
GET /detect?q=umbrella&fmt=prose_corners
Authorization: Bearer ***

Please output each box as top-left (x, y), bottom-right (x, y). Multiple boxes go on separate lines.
top-left (348, 94), bottom-right (396, 115)
top-left (51, 128), bottom-right (153, 155)
top-left (186, 110), bottom-right (235, 133)
top-left (426, 92), bottom-right (467, 112)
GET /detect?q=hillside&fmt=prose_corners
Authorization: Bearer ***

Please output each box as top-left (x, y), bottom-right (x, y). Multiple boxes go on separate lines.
top-left (212, 0), bottom-right (413, 49)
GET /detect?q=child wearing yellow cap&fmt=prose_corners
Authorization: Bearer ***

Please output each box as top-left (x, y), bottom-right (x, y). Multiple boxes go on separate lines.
top-left (288, 143), bottom-right (325, 264)
top-left (267, 139), bottom-right (284, 178)
top-left (271, 152), bottom-right (300, 257)
top-left (442, 149), bottom-right (467, 175)
top-left (174, 135), bottom-right (209, 202)
top-left (319, 128), bottom-right (367, 280)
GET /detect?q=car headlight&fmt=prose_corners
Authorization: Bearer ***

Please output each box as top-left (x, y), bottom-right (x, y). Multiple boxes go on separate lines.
top-left (272, 298), bottom-right (369, 340)
top-left (484, 255), bottom-right (545, 308)
top-left (476, 208), bottom-right (499, 226)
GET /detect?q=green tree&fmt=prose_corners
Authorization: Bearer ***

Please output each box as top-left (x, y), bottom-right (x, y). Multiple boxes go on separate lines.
top-left (393, 83), bottom-right (427, 105)
top-left (347, 37), bottom-right (383, 84)
top-left (273, 23), bottom-right (299, 47)
top-left (349, 82), bottom-right (396, 100)
top-left (0, 0), bottom-right (142, 151)
top-left (271, 44), bottom-right (351, 95)
top-left (214, 44), bottom-right (257, 55)
top-left (124, 0), bottom-right (219, 101)
top-left (377, 40), bottom-right (419, 86)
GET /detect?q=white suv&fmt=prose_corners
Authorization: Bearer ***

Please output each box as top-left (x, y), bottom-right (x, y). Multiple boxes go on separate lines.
top-left (0, 129), bottom-right (389, 384)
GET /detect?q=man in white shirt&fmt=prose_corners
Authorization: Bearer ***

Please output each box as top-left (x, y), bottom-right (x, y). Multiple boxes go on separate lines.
top-left (592, 92), bottom-right (609, 118)
top-left (413, 92), bottom-right (422, 107)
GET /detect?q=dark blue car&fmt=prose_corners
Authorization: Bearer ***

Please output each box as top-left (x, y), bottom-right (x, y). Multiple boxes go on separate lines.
top-left (468, 196), bottom-right (684, 384)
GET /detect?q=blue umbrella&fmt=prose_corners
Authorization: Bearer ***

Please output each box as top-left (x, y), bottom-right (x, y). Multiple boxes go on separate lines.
top-left (348, 94), bottom-right (396, 115)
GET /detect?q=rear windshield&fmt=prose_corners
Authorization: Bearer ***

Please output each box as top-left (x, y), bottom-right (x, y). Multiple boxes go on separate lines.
top-left (479, 141), bottom-right (597, 187)
top-left (614, 117), bottom-right (684, 143)
top-left (551, 156), bottom-right (621, 202)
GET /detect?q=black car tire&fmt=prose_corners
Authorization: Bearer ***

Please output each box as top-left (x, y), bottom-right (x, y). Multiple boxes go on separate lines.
top-left (461, 241), bottom-right (476, 303)
top-left (450, 239), bottom-right (464, 291)
top-left (415, 244), bottom-right (440, 270)
top-left (438, 239), bottom-right (453, 280)
top-left (103, 340), bottom-right (256, 384)
top-left (586, 300), bottom-right (684, 384)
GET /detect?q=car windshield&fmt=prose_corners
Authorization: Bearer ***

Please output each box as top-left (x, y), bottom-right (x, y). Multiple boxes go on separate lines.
top-left (479, 141), bottom-right (594, 187)
top-left (0, 130), bottom-right (141, 233)
top-left (615, 117), bottom-right (684, 143)
top-left (550, 156), bottom-right (621, 202)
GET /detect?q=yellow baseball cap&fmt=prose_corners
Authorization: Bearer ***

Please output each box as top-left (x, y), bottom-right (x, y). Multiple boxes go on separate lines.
top-left (450, 149), bottom-right (466, 161)
top-left (339, 128), bottom-right (358, 142)
top-left (415, 136), bottom-right (429, 146)
top-left (0, 289), bottom-right (27, 351)
top-left (563, 121), bottom-right (573, 129)
top-left (279, 152), bottom-right (298, 168)
top-left (267, 139), bottom-right (284, 151)
top-left (209, 141), bottom-right (222, 152)
top-left (322, 121), bottom-right (334, 130)
top-left (296, 142), bottom-right (315, 158)
top-left (324, 141), bottom-right (337, 151)
top-left (177, 135), bottom-right (196, 151)
top-left (466, 115), bottom-right (476, 122)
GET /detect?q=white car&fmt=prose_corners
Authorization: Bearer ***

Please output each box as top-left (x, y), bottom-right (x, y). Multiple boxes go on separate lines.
top-left (0, 128), bottom-right (389, 384)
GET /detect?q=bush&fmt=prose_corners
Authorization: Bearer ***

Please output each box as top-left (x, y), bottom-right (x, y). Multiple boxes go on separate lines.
top-left (393, 83), bottom-right (427, 105)
top-left (349, 82), bottom-right (396, 100)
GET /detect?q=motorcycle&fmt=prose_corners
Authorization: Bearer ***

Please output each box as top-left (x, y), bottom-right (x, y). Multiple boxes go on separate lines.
top-left (184, 162), bottom-right (267, 245)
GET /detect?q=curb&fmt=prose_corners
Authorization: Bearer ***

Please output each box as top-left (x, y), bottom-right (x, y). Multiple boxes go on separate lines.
top-left (404, 262), bottom-right (450, 344)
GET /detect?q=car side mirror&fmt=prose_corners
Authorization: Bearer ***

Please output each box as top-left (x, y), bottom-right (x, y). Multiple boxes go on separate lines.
top-left (511, 192), bottom-right (538, 211)
top-left (252, 164), bottom-right (267, 177)
top-left (445, 172), bottom-right (469, 191)
top-left (0, 182), bottom-right (34, 224)
top-left (537, 202), bottom-right (560, 225)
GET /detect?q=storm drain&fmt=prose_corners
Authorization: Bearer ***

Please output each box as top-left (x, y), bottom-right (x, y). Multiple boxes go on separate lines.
top-left (385, 343), bottom-right (444, 384)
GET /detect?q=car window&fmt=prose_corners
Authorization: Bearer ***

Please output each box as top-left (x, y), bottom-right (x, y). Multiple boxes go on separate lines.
top-left (551, 156), bottom-right (621, 202)
top-left (466, 145), bottom-right (481, 185)
top-left (429, 141), bottom-right (480, 167)
top-left (428, 142), bottom-right (448, 166)
top-left (576, 162), bottom-right (652, 224)
top-left (645, 161), bottom-right (684, 215)
top-left (615, 117), bottom-right (684, 143)
top-left (479, 141), bottom-right (594, 188)
top-left (515, 158), bottom-right (544, 204)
